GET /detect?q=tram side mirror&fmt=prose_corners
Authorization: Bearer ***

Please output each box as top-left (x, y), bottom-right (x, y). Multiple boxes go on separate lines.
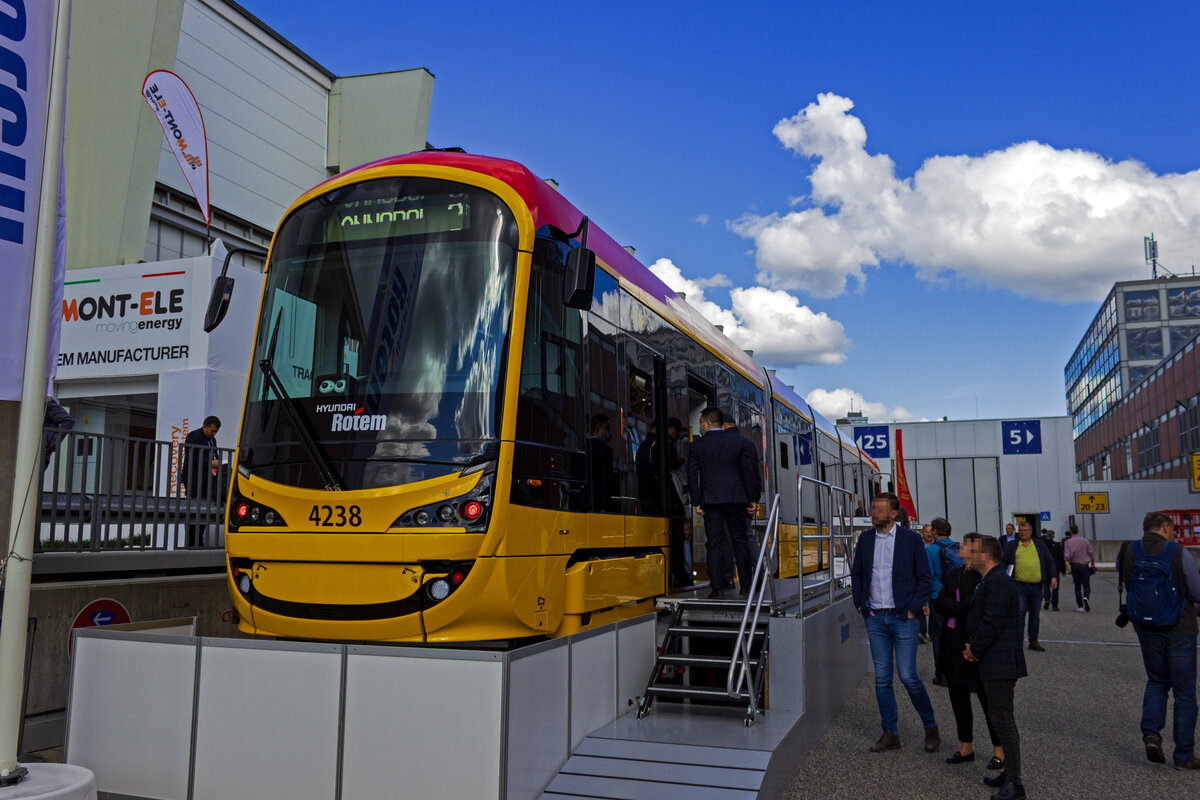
top-left (204, 245), bottom-right (267, 332)
top-left (563, 246), bottom-right (596, 310)
top-left (204, 275), bottom-right (235, 333)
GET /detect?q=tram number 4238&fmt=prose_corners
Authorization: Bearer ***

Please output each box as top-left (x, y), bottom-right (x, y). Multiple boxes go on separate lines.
top-left (309, 505), bottom-right (363, 527)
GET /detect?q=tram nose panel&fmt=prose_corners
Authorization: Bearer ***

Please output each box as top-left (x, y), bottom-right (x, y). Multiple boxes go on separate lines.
top-left (248, 561), bottom-right (423, 605)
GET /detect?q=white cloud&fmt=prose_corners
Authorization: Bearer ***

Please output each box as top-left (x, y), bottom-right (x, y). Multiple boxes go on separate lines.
top-left (732, 92), bottom-right (1200, 302)
top-left (692, 213), bottom-right (710, 225)
top-left (649, 258), bottom-right (850, 366)
top-left (804, 387), bottom-right (918, 423)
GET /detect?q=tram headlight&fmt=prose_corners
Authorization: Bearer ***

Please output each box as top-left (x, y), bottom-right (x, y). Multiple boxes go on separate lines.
top-left (237, 573), bottom-right (252, 594)
top-left (415, 510), bottom-right (431, 526)
top-left (437, 504), bottom-right (455, 522)
top-left (249, 506), bottom-right (261, 522)
top-left (427, 578), bottom-right (451, 601)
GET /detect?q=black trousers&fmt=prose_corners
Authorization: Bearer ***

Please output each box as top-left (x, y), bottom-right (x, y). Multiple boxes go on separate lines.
top-left (668, 516), bottom-right (690, 586)
top-left (948, 684), bottom-right (1001, 746)
top-left (704, 503), bottom-right (754, 592)
top-left (983, 678), bottom-right (1020, 784)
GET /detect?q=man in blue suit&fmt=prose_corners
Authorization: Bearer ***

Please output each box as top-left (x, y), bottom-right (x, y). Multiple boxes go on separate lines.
top-left (851, 492), bottom-right (940, 753)
top-left (687, 407), bottom-right (756, 598)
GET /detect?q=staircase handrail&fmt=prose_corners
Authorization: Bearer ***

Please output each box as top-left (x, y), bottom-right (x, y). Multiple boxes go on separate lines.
top-left (726, 492), bottom-right (781, 706)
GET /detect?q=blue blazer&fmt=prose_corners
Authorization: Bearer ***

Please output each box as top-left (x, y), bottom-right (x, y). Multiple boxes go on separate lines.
top-left (851, 525), bottom-right (932, 619)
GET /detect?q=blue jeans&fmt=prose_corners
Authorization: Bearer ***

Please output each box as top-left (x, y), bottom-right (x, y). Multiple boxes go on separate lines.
top-left (1137, 630), bottom-right (1198, 765)
top-left (1071, 562), bottom-right (1091, 607)
top-left (865, 611), bottom-right (937, 734)
top-left (1016, 581), bottom-right (1043, 643)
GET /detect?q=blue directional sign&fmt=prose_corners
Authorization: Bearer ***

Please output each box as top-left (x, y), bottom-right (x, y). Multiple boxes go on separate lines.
top-left (1040, 511), bottom-right (1051, 522)
top-left (90, 610), bottom-right (114, 626)
top-left (1001, 420), bottom-right (1042, 455)
top-left (795, 433), bottom-right (813, 466)
top-left (853, 425), bottom-right (891, 459)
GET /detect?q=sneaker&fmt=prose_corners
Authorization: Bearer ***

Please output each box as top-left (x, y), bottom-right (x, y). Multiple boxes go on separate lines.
top-left (1076, 606), bottom-right (1085, 612)
top-left (1145, 733), bottom-right (1166, 764)
top-left (1083, 597), bottom-right (1090, 612)
top-left (1174, 757), bottom-right (1200, 770)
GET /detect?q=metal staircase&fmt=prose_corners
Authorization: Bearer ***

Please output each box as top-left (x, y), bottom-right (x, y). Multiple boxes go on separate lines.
top-left (634, 496), bottom-right (781, 726)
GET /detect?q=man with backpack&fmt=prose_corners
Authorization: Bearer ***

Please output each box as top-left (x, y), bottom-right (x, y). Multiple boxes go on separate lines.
top-left (1119, 511), bottom-right (1200, 770)
top-left (925, 517), bottom-right (959, 686)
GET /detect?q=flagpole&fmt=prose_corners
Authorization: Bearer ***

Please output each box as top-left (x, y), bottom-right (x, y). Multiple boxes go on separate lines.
top-left (0, 0), bottom-right (71, 780)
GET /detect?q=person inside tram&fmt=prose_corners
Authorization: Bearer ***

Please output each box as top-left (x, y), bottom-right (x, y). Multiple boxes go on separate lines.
top-left (585, 414), bottom-right (616, 512)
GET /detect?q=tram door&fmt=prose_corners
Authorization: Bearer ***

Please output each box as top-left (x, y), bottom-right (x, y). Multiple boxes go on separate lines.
top-left (684, 378), bottom-right (715, 583)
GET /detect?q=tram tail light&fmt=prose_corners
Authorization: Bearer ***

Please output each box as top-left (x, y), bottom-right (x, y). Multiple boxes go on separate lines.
top-left (460, 500), bottom-right (483, 521)
top-left (235, 502), bottom-right (249, 520)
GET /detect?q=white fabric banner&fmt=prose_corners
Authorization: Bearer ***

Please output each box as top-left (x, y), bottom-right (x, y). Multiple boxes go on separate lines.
top-left (0, 1), bottom-right (58, 401)
top-left (141, 69), bottom-right (210, 223)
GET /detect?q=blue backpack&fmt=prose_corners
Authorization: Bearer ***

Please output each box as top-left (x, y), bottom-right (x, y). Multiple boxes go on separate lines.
top-left (1126, 540), bottom-right (1183, 629)
top-left (938, 540), bottom-right (964, 574)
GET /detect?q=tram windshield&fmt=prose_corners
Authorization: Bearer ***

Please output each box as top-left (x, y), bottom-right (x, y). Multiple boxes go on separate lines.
top-left (238, 178), bottom-right (519, 490)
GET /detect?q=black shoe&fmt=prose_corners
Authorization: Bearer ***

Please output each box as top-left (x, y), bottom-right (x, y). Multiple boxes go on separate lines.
top-left (986, 756), bottom-right (1004, 770)
top-left (1174, 756), bottom-right (1200, 770)
top-left (983, 772), bottom-right (1006, 788)
top-left (1145, 733), bottom-right (1166, 763)
top-left (946, 750), bottom-right (975, 764)
top-left (707, 589), bottom-right (724, 599)
top-left (931, 676), bottom-right (948, 687)
top-left (1083, 597), bottom-right (1090, 611)
top-left (1043, 601), bottom-right (1050, 610)
top-left (1052, 605), bottom-right (1059, 611)
top-left (924, 724), bottom-right (940, 752)
top-left (990, 782), bottom-right (1026, 800)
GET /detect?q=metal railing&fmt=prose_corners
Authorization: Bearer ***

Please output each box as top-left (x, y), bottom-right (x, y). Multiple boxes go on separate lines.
top-left (726, 492), bottom-right (780, 718)
top-left (37, 428), bottom-right (233, 551)
top-left (797, 475), bottom-right (856, 614)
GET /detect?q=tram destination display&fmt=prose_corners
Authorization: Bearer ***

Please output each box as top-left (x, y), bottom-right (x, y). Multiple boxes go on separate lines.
top-left (333, 192), bottom-right (470, 240)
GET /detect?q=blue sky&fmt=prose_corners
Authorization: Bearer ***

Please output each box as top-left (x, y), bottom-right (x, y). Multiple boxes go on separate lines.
top-left (244, 0), bottom-right (1200, 423)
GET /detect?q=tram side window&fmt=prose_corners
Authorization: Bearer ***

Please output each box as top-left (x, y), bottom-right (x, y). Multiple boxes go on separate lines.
top-left (585, 312), bottom-right (622, 512)
top-left (515, 241), bottom-right (584, 451)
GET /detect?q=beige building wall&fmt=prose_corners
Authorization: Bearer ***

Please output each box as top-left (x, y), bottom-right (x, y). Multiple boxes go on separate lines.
top-left (329, 68), bottom-right (435, 173)
top-left (63, 0), bottom-right (185, 270)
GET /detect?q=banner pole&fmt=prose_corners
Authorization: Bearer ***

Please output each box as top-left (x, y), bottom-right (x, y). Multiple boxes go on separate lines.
top-left (0, 0), bottom-right (71, 779)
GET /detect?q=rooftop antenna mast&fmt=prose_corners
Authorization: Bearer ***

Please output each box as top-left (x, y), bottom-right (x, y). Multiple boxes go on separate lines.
top-left (1145, 233), bottom-right (1159, 279)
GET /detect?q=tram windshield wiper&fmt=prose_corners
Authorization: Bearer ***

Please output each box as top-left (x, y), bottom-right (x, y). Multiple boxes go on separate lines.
top-left (257, 354), bottom-right (344, 491)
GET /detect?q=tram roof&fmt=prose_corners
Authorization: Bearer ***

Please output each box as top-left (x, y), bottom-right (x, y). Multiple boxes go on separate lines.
top-left (330, 151), bottom-right (764, 387)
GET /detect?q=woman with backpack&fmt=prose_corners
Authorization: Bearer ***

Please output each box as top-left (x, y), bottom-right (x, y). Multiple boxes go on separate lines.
top-left (934, 532), bottom-right (1005, 771)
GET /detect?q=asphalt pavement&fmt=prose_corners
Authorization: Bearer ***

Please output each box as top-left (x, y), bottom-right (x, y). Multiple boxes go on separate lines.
top-left (782, 571), bottom-right (1200, 800)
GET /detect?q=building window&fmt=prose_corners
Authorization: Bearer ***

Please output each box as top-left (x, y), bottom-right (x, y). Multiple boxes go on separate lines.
top-left (1101, 454), bottom-right (1111, 480)
top-left (1127, 327), bottom-right (1163, 361)
top-left (1169, 325), bottom-right (1200, 352)
top-left (1137, 426), bottom-right (1161, 471)
top-left (1180, 404), bottom-right (1200, 457)
top-left (1168, 287), bottom-right (1200, 319)
top-left (1129, 365), bottom-right (1150, 385)
top-left (1125, 290), bottom-right (1161, 321)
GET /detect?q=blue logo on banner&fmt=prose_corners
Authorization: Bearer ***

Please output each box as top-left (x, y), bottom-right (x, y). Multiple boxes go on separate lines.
top-left (853, 425), bottom-right (891, 458)
top-left (1001, 420), bottom-right (1042, 455)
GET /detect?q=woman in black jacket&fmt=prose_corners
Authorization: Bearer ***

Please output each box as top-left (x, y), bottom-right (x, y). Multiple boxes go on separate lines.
top-left (933, 533), bottom-right (1004, 768)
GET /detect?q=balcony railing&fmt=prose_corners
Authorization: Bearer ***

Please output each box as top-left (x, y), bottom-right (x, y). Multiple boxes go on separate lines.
top-left (38, 428), bottom-right (234, 553)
